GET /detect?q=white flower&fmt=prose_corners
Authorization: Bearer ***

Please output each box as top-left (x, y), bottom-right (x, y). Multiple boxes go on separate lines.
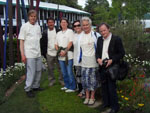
top-left (127, 59), bottom-right (129, 62)
top-left (0, 73), bottom-right (2, 77)
top-left (128, 54), bottom-right (131, 57)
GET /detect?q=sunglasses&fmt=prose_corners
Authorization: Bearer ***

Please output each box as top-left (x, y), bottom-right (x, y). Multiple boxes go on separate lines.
top-left (74, 24), bottom-right (81, 28)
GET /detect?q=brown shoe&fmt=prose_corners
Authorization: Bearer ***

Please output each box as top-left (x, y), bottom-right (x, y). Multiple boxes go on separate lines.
top-left (49, 80), bottom-right (56, 86)
top-left (49, 82), bottom-right (55, 86)
top-left (59, 81), bottom-right (64, 86)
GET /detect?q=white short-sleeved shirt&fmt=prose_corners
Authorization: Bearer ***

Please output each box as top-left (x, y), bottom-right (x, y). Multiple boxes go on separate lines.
top-left (55, 29), bottom-right (74, 61)
top-left (18, 22), bottom-right (42, 58)
top-left (73, 32), bottom-right (83, 66)
top-left (47, 28), bottom-right (57, 56)
top-left (80, 31), bottom-right (98, 68)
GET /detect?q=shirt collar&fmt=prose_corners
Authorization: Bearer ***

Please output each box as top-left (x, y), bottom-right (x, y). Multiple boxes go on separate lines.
top-left (103, 33), bottom-right (112, 40)
top-left (48, 27), bottom-right (55, 32)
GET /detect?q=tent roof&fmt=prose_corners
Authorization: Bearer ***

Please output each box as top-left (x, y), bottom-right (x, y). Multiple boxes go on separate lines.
top-left (144, 13), bottom-right (150, 20)
top-left (0, 0), bottom-right (90, 15)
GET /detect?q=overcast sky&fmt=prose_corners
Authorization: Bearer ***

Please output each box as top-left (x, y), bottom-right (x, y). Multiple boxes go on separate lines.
top-left (78, 0), bottom-right (112, 8)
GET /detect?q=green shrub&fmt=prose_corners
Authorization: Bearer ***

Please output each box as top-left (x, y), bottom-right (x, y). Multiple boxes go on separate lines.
top-left (111, 19), bottom-right (150, 61)
top-left (0, 38), bottom-right (21, 68)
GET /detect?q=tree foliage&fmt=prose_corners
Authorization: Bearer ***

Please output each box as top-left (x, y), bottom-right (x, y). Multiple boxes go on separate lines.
top-left (84, 0), bottom-right (150, 25)
top-left (84, 0), bottom-right (109, 25)
top-left (111, 19), bottom-right (150, 60)
top-left (112, 0), bottom-right (150, 20)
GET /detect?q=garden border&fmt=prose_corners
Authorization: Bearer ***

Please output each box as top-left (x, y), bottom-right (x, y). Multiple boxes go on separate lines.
top-left (5, 75), bottom-right (25, 97)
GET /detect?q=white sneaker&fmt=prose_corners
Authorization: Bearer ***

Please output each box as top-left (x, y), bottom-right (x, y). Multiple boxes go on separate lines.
top-left (83, 98), bottom-right (89, 104)
top-left (61, 87), bottom-right (67, 90)
top-left (88, 99), bottom-right (95, 105)
top-left (65, 89), bottom-right (75, 93)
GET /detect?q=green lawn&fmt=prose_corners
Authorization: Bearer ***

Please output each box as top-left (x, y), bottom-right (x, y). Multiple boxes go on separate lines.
top-left (0, 82), bottom-right (42, 113)
top-left (0, 71), bottom-right (99, 113)
top-left (1, 70), bottom-right (147, 113)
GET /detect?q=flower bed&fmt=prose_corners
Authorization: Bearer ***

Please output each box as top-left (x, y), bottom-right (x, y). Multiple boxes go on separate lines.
top-left (0, 63), bottom-right (25, 104)
top-left (117, 54), bottom-right (150, 112)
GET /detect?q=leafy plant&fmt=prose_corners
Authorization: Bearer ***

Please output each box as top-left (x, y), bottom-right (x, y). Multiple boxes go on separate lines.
top-left (0, 63), bottom-right (25, 104)
top-left (111, 19), bottom-right (150, 61)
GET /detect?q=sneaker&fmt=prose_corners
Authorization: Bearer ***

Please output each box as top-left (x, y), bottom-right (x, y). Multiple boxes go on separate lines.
top-left (61, 87), bottom-right (68, 90)
top-left (88, 99), bottom-right (95, 105)
top-left (26, 91), bottom-right (35, 98)
top-left (83, 98), bottom-right (89, 104)
top-left (65, 89), bottom-right (75, 93)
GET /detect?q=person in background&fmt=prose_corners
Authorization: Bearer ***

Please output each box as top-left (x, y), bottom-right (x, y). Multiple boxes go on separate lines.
top-left (55, 17), bottom-right (76, 93)
top-left (72, 20), bottom-right (85, 98)
top-left (40, 17), bottom-right (64, 86)
top-left (19, 10), bottom-right (43, 98)
top-left (96, 23), bottom-right (125, 113)
top-left (79, 17), bottom-right (100, 105)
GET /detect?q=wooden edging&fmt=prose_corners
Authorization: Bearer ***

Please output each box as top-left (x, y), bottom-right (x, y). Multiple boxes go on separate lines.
top-left (5, 75), bottom-right (26, 97)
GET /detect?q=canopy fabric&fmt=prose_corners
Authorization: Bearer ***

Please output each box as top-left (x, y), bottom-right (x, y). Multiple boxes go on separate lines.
top-left (0, 0), bottom-right (90, 15)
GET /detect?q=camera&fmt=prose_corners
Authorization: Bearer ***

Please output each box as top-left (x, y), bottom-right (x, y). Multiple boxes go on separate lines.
top-left (102, 58), bottom-right (108, 68)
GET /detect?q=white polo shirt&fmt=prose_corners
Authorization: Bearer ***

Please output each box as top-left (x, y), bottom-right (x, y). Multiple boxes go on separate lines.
top-left (18, 22), bottom-right (42, 58)
top-left (80, 31), bottom-right (98, 68)
top-left (47, 28), bottom-right (57, 56)
top-left (55, 29), bottom-right (74, 61)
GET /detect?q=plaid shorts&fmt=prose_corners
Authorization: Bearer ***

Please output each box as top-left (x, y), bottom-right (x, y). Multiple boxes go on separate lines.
top-left (81, 67), bottom-right (98, 91)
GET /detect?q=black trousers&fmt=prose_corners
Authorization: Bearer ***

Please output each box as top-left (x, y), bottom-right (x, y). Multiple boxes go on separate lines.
top-left (100, 68), bottom-right (119, 111)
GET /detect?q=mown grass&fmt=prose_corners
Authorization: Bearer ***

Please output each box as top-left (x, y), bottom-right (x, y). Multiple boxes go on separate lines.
top-left (1, 69), bottom-right (149, 113)
top-left (0, 82), bottom-right (42, 113)
top-left (38, 70), bottom-right (100, 113)
top-left (0, 70), bottom-right (99, 113)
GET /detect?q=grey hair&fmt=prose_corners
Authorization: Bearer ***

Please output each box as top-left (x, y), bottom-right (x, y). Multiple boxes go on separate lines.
top-left (81, 17), bottom-right (92, 26)
top-left (28, 9), bottom-right (37, 17)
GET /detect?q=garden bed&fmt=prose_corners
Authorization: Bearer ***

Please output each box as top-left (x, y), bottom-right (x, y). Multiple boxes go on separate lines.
top-left (0, 63), bottom-right (25, 104)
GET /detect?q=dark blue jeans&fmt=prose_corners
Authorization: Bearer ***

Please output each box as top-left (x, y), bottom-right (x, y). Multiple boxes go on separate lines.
top-left (59, 59), bottom-right (76, 90)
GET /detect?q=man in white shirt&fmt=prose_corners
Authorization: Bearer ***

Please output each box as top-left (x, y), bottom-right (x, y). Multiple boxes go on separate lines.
top-left (19, 10), bottom-right (43, 98)
top-left (40, 17), bottom-right (64, 86)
